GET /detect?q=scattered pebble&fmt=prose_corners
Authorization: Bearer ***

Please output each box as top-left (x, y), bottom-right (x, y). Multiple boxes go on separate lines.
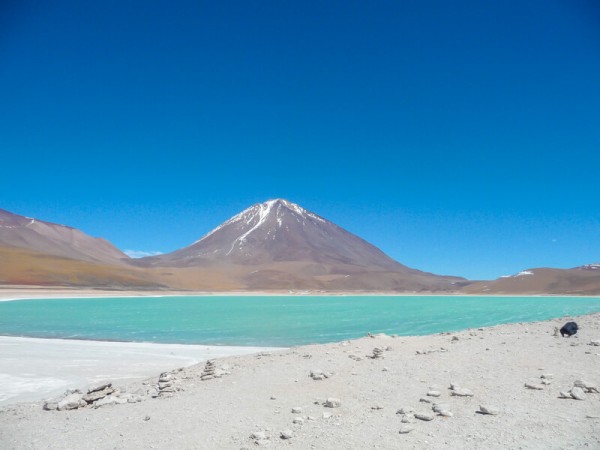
top-left (451, 388), bottom-right (474, 397)
top-left (427, 390), bottom-right (441, 397)
top-left (570, 387), bottom-right (586, 401)
top-left (280, 429), bottom-right (293, 440)
top-left (399, 425), bottom-right (414, 434)
top-left (479, 405), bottom-right (499, 415)
top-left (291, 407), bottom-right (302, 414)
top-left (524, 383), bottom-right (544, 390)
top-left (292, 417), bottom-right (304, 425)
top-left (415, 412), bottom-right (435, 421)
top-left (573, 380), bottom-right (599, 393)
top-left (397, 407), bottom-right (414, 415)
top-left (324, 398), bottom-right (341, 408)
top-left (322, 412), bottom-right (332, 419)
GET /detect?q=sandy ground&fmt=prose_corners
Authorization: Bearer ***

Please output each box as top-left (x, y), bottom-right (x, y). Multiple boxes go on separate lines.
top-left (1, 312), bottom-right (599, 449)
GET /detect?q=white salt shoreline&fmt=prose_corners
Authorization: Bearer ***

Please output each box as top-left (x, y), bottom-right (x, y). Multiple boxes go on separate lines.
top-left (0, 336), bottom-right (282, 405)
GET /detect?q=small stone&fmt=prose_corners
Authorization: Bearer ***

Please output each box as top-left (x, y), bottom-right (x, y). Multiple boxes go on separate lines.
top-left (291, 407), bottom-right (302, 414)
top-left (324, 398), bottom-right (341, 408)
top-left (396, 407), bottom-right (414, 415)
top-left (589, 340), bottom-right (600, 346)
top-left (83, 386), bottom-right (115, 403)
top-left (479, 405), bottom-right (499, 415)
top-left (541, 380), bottom-right (552, 385)
top-left (280, 429), bottom-right (293, 440)
top-left (449, 382), bottom-right (460, 391)
top-left (93, 396), bottom-right (127, 408)
top-left (570, 387), bottom-right (586, 400)
top-left (432, 404), bottom-right (450, 413)
top-left (573, 380), bottom-right (599, 393)
top-left (419, 397), bottom-right (432, 403)
top-left (438, 410), bottom-right (453, 417)
top-left (415, 412), bottom-right (435, 421)
top-left (451, 388), bottom-right (474, 397)
top-left (401, 413), bottom-right (415, 423)
top-left (270, 396), bottom-right (277, 400)
top-left (144, 415), bottom-right (151, 421)
top-left (399, 425), bottom-right (414, 434)
top-left (524, 383), bottom-right (544, 390)
top-left (427, 390), bottom-right (441, 397)
top-left (322, 412), bottom-right (332, 419)
top-left (250, 431), bottom-right (267, 440)
top-left (558, 391), bottom-right (571, 399)
top-left (371, 405), bottom-right (383, 410)
top-left (306, 416), bottom-right (316, 421)
top-left (87, 382), bottom-right (112, 394)
top-left (43, 401), bottom-right (58, 411)
top-left (540, 373), bottom-right (554, 380)
top-left (57, 393), bottom-right (87, 411)
top-left (382, 367), bottom-right (389, 372)
top-left (451, 336), bottom-right (459, 341)
top-left (292, 417), bottom-right (304, 424)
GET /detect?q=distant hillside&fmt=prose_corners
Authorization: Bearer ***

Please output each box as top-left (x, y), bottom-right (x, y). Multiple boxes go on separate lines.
top-left (462, 264), bottom-right (600, 295)
top-left (0, 208), bottom-right (128, 264)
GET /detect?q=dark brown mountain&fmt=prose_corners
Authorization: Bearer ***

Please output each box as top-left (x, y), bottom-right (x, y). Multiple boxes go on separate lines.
top-left (462, 264), bottom-right (600, 295)
top-left (138, 199), bottom-right (467, 291)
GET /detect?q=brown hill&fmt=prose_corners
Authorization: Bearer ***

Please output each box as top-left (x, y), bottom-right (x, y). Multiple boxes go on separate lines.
top-left (462, 264), bottom-right (600, 295)
top-left (0, 245), bottom-right (163, 288)
top-left (0, 208), bottom-right (128, 264)
top-left (137, 199), bottom-right (467, 291)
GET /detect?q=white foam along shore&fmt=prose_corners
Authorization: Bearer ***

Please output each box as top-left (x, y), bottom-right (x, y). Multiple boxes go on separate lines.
top-left (0, 336), bottom-right (281, 405)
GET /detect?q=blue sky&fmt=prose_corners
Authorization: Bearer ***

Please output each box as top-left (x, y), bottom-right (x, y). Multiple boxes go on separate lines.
top-left (1, 1), bottom-right (599, 279)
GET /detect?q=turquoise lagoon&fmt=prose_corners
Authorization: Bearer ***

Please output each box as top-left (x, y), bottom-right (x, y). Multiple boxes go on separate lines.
top-left (1, 296), bottom-right (599, 347)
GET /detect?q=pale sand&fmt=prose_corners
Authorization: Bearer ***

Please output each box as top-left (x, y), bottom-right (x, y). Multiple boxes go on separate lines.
top-left (1, 313), bottom-right (599, 449)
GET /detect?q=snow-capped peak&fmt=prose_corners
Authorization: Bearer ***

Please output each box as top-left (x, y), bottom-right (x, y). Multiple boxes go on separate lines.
top-left (193, 199), bottom-right (325, 245)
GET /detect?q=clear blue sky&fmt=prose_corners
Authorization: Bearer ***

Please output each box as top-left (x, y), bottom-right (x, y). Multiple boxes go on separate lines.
top-left (1, 1), bottom-right (599, 279)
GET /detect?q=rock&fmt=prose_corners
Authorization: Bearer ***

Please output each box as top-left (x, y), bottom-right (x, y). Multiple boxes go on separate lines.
top-left (401, 413), bottom-right (415, 423)
top-left (396, 407), bottom-right (414, 414)
top-left (573, 380), bottom-right (599, 393)
top-left (427, 390), bottom-right (441, 397)
top-left (250, 431), bottom-right (267, 441)
top-left (419, 397), bottom-right (432, 403)
top-left (280, 429), bottom-right (293, 440)
top-left (589, 340), bottom-right (600, 346)
top-left (540, 373), bottom-right (553, 380)
top-left (144, 415), bottom-right (151, 421)
top-left (432, 404), bottom-right (450, 413)
top-left (324, 398), bottom-right (341, 408)
top-left (43, 401), bottom-right (58, 411)
top-left (291, 407), bottom-right (302, 414)
top-left (451, 336), bottom-right (459, 341)
top-left (87, 382), bottom-right (112, 393)
top-left (93, 396), bottom-right (127, 408)
top-left (292, 417), bottom-right (304, 425)
top-left (399, 425), bottom-right (414, 434)
top-left (541, 380), bottom-right (552, 386)
top-left (415, 412), bottom-right (435, 421)
top-left (524, 383), bottom-right (544, 390)
top-left (306, 416), bottom-right (316, 421)
top-left (371, 405), bottom-right (384, 410)
top-left (449, 382), bottom-right (460, 391)
top-left (310, 369), bottom-right (329, 380)
top-left (83, 386), bottom-right (114, 403)
top-left (570, 387), bottom-right (586, 400)
top-left (438, 410), bottom-right (453, 417)
top-left (559, 391), bottom-right (571, 399)
top-left (451, 388), bottom-right (474, 397)
top-left (57, 393), bottom-right (87, 411)
top-left (479, 405), bottom-right (499, 415)
top-left (322, 412), bottom-right (332, 419)
top-left (382, 367), bottom-right (389, 372)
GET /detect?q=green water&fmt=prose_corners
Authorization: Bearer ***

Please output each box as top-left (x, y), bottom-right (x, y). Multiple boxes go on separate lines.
top-left (0, 296), bottom-right (599, 347)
